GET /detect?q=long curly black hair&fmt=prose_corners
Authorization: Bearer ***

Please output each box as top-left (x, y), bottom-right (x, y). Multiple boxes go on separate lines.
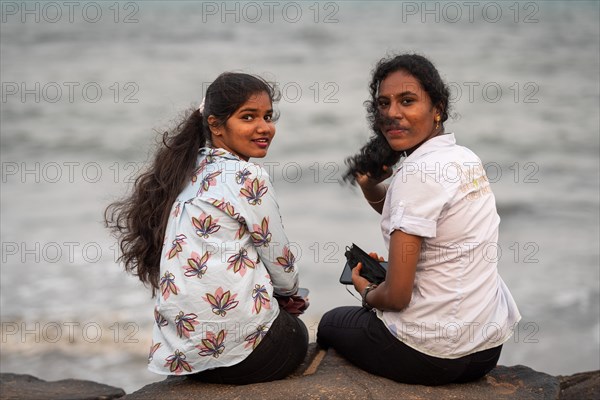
top-left (343, 54), bottom-right (451, 183)
top-left (104, 72), bottom-right (279, 297)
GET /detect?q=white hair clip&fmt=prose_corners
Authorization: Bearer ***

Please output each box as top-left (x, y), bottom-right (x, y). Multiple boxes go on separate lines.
top-left (198, 97), bottom-right (205, 114)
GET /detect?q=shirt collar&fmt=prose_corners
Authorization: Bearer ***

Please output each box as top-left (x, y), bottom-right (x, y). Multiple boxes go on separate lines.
top-left (198, 147), bottom-right (242, 162)
top-left (403, 132), bottom-right (456, 163)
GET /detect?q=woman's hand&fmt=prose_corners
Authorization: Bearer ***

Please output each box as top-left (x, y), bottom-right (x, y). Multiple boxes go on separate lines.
top-left (355, 166), bottom-right (392, 192)
top-left (351, 262), bottom-right (371, 294)
top-left (351, 252), bottom-right (384, 294)
top-left (275, 294), bottom-right (309, 316)
top-left (356, 167), bottom-right (392, 214)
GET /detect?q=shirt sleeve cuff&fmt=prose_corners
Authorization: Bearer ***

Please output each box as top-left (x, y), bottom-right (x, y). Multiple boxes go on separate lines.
top-left (389, 207), bottom-right (437, 238)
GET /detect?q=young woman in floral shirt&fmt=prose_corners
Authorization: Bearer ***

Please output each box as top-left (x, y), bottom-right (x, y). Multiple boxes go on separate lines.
top-left (106, 72), bottom-right (308, 384)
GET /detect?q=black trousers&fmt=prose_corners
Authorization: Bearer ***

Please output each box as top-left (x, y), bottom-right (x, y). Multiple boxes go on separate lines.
top-left (191, 309), bottom-right (309, 384)
top-left (317, 306), bottom-right (502, 386)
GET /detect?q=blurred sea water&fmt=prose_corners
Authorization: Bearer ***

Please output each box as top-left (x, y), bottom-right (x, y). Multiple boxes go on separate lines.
top-left (1, 1), bottom-right (599, 393)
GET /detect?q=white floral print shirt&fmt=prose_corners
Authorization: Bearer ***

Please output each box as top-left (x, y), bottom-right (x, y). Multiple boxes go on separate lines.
top-left (148, 148), bottom-right (299, 375)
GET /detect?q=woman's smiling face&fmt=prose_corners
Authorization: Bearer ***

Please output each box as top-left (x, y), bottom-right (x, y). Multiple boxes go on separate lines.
top-left (209, 91), bottom-right (275, 160)
top-left (376, 70), bottom-right (441, 152)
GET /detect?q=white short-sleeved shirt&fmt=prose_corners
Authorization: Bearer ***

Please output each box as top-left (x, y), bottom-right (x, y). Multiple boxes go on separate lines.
top-left (148, 148), bottom-right (299, 375)
top-left (378, 133), bottom-right (521, 359)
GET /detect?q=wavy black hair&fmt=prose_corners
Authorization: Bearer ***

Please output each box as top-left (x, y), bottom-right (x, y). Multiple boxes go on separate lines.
top-left (343, 54), bottom-right (451, 183)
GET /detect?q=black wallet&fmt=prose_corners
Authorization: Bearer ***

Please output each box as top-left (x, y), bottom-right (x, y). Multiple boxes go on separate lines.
top-left (339, 243), bottom-right (388, 285)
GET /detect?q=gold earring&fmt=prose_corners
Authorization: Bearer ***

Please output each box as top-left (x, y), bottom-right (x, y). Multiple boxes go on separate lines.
top-left (435, 115), bottom-right (441, 130)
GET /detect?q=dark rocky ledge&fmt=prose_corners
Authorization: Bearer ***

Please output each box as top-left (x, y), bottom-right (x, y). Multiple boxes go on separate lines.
top-left (0, 373), bottom-right (125, 400)
top-left (1, 344), bottom-right (598, 400)
top-left (557, 369), bottom-right (599, 400)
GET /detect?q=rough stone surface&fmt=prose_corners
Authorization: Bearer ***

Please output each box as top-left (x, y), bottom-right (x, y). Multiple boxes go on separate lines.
top-left (124, 345), bottom-right (562, 400)
top-left (0, 373), bottom-right (126, 400)
top-left (3, 345), bottom-right (598, 400)
top-left (558, 370), bottom-right (599, 400)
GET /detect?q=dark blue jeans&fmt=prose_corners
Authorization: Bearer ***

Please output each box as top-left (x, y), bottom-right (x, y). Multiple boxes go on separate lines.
top-left (317, 306), bottom-right (502, 386)
top-left (191, 309), bottom-right (309, 384)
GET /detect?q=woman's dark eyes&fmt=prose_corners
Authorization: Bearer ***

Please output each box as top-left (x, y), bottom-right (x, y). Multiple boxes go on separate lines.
top-left (241, 114), bottom-right (273, 121)
top-left (378, 99), bottom-right (414, 107)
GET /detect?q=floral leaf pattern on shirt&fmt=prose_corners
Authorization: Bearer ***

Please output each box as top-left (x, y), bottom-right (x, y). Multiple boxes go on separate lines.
top-left (191, 149), bottom-right (226, 183)
top-left (164, 349), bottom-right (193, 374)
top-left (191, 159), bottom-right (209, 184)
top-left (183, 251), bottom-right (210, 279)
top-left (236, 224), bottom-right (248, 240)
top-left (276, 245), bottom-right (296, 273)
top-left (244, 324), bottom-right (268, 350)
top-left (172, 202), bottom-right (181, 218)
top-left (205, 148), bottom-right (227, 163)
top-left (209, 198), bottom-right (248, 239)
top-left (203, 287), bottom-right (239, 317)
top-left (197, 330), bottom-right (227, 358)
top-left (174, 311), bottom-right (199, 338)
top-left (197, 171), bottom-right (222, 196)
top-left (226, 248), bottom-right (256, 276)
top-left (235, 168), bottom-right (253, 185)
top-left (251, 217), bottom-right (272, 247)
top-left (210, 198), bottom-right (234, 215)
top-left (210, 199), bottom-right (245, 223)
top-left (251, 284), bottom-right (271, 314)
top-left (148, 341), bottom-right (161, 363)
top-left (154, 307), bottom-right (168, 329)
top-left (240, 178), bottom-right (268, 205)
top-left (192, 213), bottom-right (221, 238)
top-left (160, 271), bottom-right (179, 300)
top-left (167, 234), bottom-right (187, 259)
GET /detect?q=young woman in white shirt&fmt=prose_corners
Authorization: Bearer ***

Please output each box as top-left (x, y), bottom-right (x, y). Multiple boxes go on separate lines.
top-left (317, 54), bottom-right (521, 385)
